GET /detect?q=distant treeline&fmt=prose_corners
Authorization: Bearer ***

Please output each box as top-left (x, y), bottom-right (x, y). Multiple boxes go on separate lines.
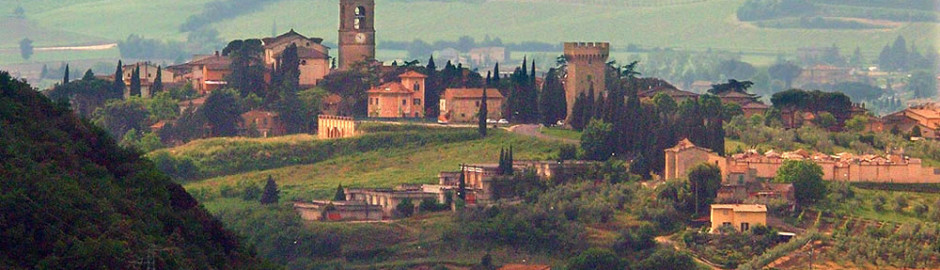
top-left (379, 36), bottom-right (561, 59)
top-left (738, 0), bottom-right (937, 22)
top-left (180, 0), bottom-right (284, 33)
top-left (754, 16), bottom-right (889, 30)
top-left (118, 34), bottom-right (188, 61)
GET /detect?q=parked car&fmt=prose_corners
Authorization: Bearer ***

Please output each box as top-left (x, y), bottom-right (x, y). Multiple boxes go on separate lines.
top-left (498, 119), bottom-right (509, 124)
top-left (486, 119), bottom-right (497, 124)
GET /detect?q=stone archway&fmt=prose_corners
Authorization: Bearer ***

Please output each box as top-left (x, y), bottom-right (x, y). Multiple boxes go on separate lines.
top-left (318, 114), bottom-right (358, 139)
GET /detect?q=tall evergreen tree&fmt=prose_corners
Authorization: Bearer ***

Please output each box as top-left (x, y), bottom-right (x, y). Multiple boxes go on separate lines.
top-left (333, 184), bottom-right (346, 201)
top-left (129, 66), bottom-right (141, 97)
top-left (479, 74), bottom-right (489, 138)
top-left (62, 64), bottom-right (69, 85)
top-left (425, 56), bottom-right (441, 117)
top-left (260, 175), bottom-right (280, 204)
top-left (570, 91), bottom-right (587, 131)
top-left (113, 60), bottom-right (124, 97)
top-left (457, 166), bottom-right (467, 200)
top-left (492, 62), bottom-right (501, 87)
top-left (152, 66), bottom-right (164, 94)
top-left (538, 68), bottom-right (566, 126)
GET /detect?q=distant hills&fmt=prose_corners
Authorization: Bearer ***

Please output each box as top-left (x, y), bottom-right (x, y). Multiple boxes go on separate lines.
top-left (0, 0), bottom-right (935, 66)
top-left (0, 71), bottom-right (271, 269)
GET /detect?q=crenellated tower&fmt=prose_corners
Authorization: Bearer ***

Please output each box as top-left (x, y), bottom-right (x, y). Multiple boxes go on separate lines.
top-left (563, 42), bottom-right (609, 123)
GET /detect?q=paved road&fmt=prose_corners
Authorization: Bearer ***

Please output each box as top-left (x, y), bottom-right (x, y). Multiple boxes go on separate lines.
top-left (508, 124), bottom-right (579, 144)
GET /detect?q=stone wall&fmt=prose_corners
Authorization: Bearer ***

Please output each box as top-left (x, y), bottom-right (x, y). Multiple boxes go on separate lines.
top-left (563, 42), bottom-right (608, 123)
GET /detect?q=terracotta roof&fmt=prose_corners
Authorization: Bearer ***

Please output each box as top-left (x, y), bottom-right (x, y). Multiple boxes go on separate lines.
top-left (717, 91), bottom-right (757, 98)
top-left (666, 138), bottom-right (713, 153)
top-left (399, 70), bottom-right (428, 78)
top-left (190, 55), bottom-right (232, 70)
top-left (368, 82), bottom-right (412, 94)
top-left (443, 88), bottom-right (504, 99)
top-left (262, 29), bottom-right (324, 48)
top-left (711, 204), bottom-right (767, 212)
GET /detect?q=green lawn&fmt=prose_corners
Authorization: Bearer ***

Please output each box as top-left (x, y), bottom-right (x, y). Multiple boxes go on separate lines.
top-left (819, 187), bottom-right (940, 224)
top-left (541, 126), bottom-right (582, 141)
top-left (181, 130), bottom-right (564, 201)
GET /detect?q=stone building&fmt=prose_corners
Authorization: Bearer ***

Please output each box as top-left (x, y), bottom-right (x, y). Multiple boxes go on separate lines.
top-left (338, 0), bottom-right (376, 70)
top-left (367, 71), bottom-right (427, 118)
top-left (239, 110), bottom-right (286, 137)
top-left (317, 114), bottom-right (357, 139)
top-left (469, 47), bottom-right (508, 67)
top-left (882, 104), bottom-right (940, 139)
top-left (121, 62), bottom-right (175, 98)
top-left (563, 42), bottom-right (609, 123)
top-left (665, 139), bottom-right (940, 184)
top-left (168, 53), bottom-right (232, 95)
top-left (293, 200), bottom-right (384, 221)
top-left (710, 204), bottom-right (767, 233)
top-left (344, 187), bottom-right (440, 216)
top-left (262, 30), bottom-right (331, 87)
top-left (438, 88), bottom-right (504, 123)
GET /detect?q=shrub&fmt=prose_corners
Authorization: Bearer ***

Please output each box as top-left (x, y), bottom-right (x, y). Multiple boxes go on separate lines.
top-left (566, 248), bottom-right (624, 270)
top-left (894, 195), bottom-right (909, 212)
top-left (219, 184), bottom-right (239, 198)
top-left (396, 198), bottom-right (415, 218)
top-left (238, 180), bottom-right (261, 201)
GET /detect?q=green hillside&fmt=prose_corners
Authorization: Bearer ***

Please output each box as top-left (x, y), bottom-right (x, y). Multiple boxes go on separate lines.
top-left (1, 0), bottom-right (935, 66)
top-left (0, 71), bottom-right (271, 269)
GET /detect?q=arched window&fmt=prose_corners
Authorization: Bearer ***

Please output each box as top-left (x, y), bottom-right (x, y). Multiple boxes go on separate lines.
top-left (413, 82), bottom-right (420, 92)
top-left (354, 6), bottom-right (366, 30)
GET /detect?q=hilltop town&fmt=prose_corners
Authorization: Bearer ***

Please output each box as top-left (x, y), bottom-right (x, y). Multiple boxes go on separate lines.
top-left (2, 0), bottom-right (940, 269)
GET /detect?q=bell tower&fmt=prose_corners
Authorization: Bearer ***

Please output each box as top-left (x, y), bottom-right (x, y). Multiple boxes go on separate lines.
top-left (338, 0), bottom-right (376, 70)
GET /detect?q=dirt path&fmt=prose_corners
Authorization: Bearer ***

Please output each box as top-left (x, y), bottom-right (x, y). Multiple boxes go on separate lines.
top-left (34, 43), bottom-right (118, 52)
top-left (508, 124), bottom-right (579, 144)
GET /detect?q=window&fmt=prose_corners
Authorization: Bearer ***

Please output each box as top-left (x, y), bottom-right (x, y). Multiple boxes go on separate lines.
top-left (414, 83), bottom-right (420, 91)
top-left (413, 99), bottom-right (421, 105)
top-left (402, 99), bottom-right (407, 106)
top-left (354, 6), bottom-right (366, 30)
top-left (722, 222), bottom-right (732, 227)
top-left (741, 222), bottom-right (750, 231)
top-left (475, 101), bottom-right (480, 107)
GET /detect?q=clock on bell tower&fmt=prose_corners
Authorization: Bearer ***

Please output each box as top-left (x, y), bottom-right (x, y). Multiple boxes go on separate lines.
top-left (338, 0), bottom-right (376, 70)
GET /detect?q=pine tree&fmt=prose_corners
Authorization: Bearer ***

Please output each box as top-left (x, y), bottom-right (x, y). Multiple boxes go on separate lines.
top-left (333, 184), bottom-right (346, 201)
top-left (152, 66), bottom-right (164, 94)
top-left (62, 64), bottom-right (69, 85)
top-left (479, 75), bottom-right (489, 138)
top-left (260, 175), bottom-right (280, 204)
top-left (130, 65), bottom-right (141, 97)
top-left (113, 60), bottom-right (125, 97)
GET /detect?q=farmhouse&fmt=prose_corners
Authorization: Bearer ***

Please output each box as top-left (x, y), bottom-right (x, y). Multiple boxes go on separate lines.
top-left (438, 88), bottom-right (504, 123)
top-left (366, 71), bottom-right (427, 118)
top-left (710, 204), bottom-right (767, 233)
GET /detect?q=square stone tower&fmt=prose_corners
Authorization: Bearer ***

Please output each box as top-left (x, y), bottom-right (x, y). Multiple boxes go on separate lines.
top-left (563, 42), bottom-right (609, 123)
top-left (338, 0), bottom-right (376, 70)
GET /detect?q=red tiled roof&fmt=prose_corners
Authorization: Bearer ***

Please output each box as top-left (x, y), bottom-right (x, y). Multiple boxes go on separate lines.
top-left (275, 46), bottom-right (328, 59)
top-left (242, 110), bottom-right (279, 118)
top-left (443, 88), bottom-right (504, 99)
top-left (399, 70), bottom-right (427, 78)
top-left (368, 82), bottom-right (412, 94)
top-left (741, 101), bottom-right (770, 109)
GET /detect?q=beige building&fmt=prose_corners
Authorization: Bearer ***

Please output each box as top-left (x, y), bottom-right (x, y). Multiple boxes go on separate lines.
top-left (262, 30), bottom-right (331, 87)
top-left (710, 204), bottom-right (767, 233)
top-left (317, 114), bottom-right (358, 139)
top-left (665, 139), bottom-right (940, 184)
top-left (121, 62), bottom-right (175, 98)
top-left (367, 71), bottom-right (427, 118)
top-left (468, 47), bottom-right (507, 67)
top-left (438, 88), bottom-right (504, 123)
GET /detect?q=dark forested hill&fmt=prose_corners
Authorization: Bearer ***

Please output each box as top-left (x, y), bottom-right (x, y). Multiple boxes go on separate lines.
top-left (0, 71), bottom-right (271, 269)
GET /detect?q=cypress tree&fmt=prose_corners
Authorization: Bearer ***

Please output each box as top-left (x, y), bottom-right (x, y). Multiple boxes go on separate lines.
top-left (152, 66), bottom-right (164, 94)
top-left (584, 86), bottom-right (596, 126)
top-left (260, 175), bottom-right (280, 204)
top-left (457, 166), bottom-right (467, 200)
top-left (426, 56), bottom-right (440, 117)
top-left (570, 92), bottom-right (587, 131)
top-left (479, 74), bottom-right (489, 138)
top-left (130, 66), bottom-right (141, 97)
top-left (492, 62), bottom-right (500, 87)
top-left (333, 184), bottom-right (346, 201)
top-left (113, 60), bottom-right (125, 97)
top-left (62, 64), bottom-right (69, 85)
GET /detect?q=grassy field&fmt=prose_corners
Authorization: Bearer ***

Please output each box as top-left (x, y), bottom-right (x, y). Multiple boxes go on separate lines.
top-left (541, 126), bottom-right (582, 141)
top-left (1, 0), bottom-right (935, 67)
top-left (179, 129), bottom-right (564, 201)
